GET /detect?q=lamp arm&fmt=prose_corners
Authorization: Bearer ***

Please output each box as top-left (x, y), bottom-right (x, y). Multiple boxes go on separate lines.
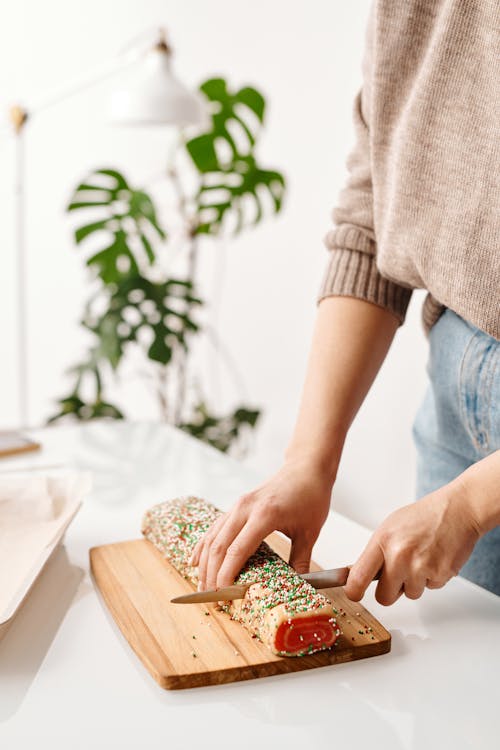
top-left (12, 48), bottom-right (144, 128)
top-left (7, 24), bottom-right (171, 130)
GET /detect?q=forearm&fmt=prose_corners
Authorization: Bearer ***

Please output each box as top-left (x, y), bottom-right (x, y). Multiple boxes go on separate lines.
top-left (454, 450), bottom-right (500, 534)
top-left (284, 295), bottom-right (399, 483)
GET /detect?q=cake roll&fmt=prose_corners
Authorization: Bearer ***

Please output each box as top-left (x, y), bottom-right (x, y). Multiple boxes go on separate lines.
top-left (141, 496), bottom-right (339, 657)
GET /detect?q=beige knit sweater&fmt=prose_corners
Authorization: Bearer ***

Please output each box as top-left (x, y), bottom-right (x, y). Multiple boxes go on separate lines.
top-left (317, 0), bottom-right (499, 340)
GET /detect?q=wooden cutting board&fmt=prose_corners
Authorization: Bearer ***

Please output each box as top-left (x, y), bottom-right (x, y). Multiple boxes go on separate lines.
top-left (90, 534), bottom-right (391, 690)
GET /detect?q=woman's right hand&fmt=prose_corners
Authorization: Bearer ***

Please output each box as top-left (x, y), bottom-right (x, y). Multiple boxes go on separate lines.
top-left (189, 456), bottom-right (336, 592)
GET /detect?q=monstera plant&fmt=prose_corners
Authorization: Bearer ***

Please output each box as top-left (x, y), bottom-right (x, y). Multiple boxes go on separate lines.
top-left (49, 78), bottom-right (286, 455)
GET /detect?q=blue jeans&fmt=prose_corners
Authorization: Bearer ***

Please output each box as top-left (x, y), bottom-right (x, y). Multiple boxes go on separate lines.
top-left (412, 309), bottom-right (500, 596)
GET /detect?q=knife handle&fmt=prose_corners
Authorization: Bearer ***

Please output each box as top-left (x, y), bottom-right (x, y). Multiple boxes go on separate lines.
top-left (300, 565), bottom-right (383, 589)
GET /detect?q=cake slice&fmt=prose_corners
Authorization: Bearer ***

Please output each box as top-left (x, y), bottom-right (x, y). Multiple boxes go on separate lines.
top-left (141, 496), bottom-right (339, 656)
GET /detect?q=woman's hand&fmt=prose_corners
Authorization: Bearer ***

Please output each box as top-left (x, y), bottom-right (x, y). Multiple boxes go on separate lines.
top-left (189, 457), bottom-right (335, 592)
top-left (344, 481), bottom-right (482, 605)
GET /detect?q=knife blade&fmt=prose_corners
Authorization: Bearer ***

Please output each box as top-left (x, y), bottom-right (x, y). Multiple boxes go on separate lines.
top-left (170, 566), bottom-right (352, 603)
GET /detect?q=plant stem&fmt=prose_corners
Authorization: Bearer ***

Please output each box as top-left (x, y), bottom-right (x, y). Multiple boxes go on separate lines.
top-left (168, 160), bottom-right (188, 219)
top-left (167, 151), bottom-right (200, 427)
top-left (157, 366), bottom-right (169, 422)
top-left (173, 233), bottom-right (199, 426)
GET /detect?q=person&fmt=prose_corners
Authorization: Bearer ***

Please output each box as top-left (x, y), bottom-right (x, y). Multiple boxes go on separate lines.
top-left (190, 0), bottom-right (500, 602)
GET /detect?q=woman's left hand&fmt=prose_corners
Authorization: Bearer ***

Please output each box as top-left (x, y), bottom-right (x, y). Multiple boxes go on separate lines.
top-left (344, 482), bottom-right (482, 605)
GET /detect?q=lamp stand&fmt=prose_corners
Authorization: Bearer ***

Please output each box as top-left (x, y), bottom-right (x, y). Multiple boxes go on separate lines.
top-left (10, 105), bottom-right (28, 428)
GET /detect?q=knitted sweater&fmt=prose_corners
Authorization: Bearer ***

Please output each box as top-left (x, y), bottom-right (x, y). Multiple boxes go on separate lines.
top-left (317, 0), bottom-right (499, 340)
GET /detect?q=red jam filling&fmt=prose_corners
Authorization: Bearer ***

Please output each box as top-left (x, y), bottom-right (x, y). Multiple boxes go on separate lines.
top-left (274, 615), bottom-right (337, 654)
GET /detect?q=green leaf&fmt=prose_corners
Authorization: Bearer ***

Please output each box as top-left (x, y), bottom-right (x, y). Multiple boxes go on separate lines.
top-left (47, 395), bottom-right (86, 423)
top-left (147, 335), bottom-right (173, 365)
top-left (91, 400), bottom-right (124, 419)
top-left (70, 183), bottom-right (111, 193)
top-left (85, 230), bottom-right (139, 285)
top-left (232, 407), bottom-right (260, 428)
top-left (179, 400), bottom-right (261, 454)
top-left (68, 200), bottom-right (112, 210)
top-left (67, 168), bottom-right (167, 284)
top-left (84, 273), bottom-right (203, 368)
top-left (95, 168), bottom-right (130, 190)
top-left (237, 87), bottom-right (265, 122)
top-left (48, 395), bottom-right (124, 423)
top-left (186, 78), bottom-right (267, 173)
top-left (195, 155), bottom-right (286, 235)
top-left (186, 134), bottom-right (219, 173)
top-left (185, 78), bottom-right (286, 235)
top-left (95, 312), bottom-right (123, 369)
top-left (129, 190), bottom-right (166, 239)
top-left (140, 234), bottom-right (155, 264)
top-left (47, 355), bottom-right (125, 424)
top-left (75, 218), bottom-right (110, 244)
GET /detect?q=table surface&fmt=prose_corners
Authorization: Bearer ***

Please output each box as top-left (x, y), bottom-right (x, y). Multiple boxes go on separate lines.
top-left (0, 422), bottom-right (498, 750)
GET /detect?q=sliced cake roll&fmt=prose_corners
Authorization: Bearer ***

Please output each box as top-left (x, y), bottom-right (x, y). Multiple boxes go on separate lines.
top-left (141, 496), bottom-right (339, 657)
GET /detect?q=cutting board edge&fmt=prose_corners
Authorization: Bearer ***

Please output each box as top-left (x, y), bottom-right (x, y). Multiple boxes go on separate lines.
top-left (90, 544), bottom-right (178, 688)
top-left (155, 634), bottom-right (393, 690)
top-left (89, 538), bottom-right (392, 690)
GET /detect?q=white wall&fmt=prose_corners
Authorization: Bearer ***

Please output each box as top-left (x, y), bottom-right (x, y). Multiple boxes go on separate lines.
top-left (0, 0), bottom-right (429, 530)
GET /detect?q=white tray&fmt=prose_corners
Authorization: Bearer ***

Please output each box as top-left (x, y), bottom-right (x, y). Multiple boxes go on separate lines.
top-left (0, 472), bottom-right (89, 638)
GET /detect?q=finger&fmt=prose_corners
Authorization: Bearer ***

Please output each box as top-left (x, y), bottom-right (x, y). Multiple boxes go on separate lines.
top-left (189, 513), bottom-right (227, 567)
top-left (402, 576), bottom-right (427, 600)
top-left (344, 536), bottom-right (384, 601)
top-left (197, 539), bottom-right (213, 592)
top-left (189, 538), bottom-right (203, 568)
top-left (197, 516), bottom-right (231, 591)
top-left (426, 578), bottom-right (446, 590)
top-left (216, 518), bottom-right (274, 590)
top-left (375, 563), bottom-right (406, 606)
top-left (190, 537), bottom-right (205, 570)
top-left (289, 534), bottom-right (316, 574)
top-left (205, 513), bottom-right (249, 591)
top-left (190, 523), bottom-right (217, 568)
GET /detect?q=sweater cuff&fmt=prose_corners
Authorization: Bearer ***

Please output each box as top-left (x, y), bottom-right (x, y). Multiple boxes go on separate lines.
top-left (316, 247), bottom-right (412, 325)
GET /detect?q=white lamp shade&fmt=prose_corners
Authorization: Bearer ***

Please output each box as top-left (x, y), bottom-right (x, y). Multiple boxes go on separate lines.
top-left (109, 46), bottom-right (207, 127)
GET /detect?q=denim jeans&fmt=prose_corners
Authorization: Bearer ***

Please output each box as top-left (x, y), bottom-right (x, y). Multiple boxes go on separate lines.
top-left (412, 308), bottom-right (500, 596)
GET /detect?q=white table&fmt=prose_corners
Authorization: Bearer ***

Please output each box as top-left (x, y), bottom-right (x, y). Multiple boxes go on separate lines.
top-left (0, 422), bottom-right (498, 750)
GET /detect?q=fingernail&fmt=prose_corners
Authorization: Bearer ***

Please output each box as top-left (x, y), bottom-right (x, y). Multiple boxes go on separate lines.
top-left (197, 581), bottom-right (202, 591)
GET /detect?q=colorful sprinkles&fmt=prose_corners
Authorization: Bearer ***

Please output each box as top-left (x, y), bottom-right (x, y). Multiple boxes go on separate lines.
top-left (141, 496), bottom-right (338, 657)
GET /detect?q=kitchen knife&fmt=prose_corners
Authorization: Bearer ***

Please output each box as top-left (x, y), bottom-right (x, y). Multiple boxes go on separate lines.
top-left (170, 566), bottom-right (352, 604)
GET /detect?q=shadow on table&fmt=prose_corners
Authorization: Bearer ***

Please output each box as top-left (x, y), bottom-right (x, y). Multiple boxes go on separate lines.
top-left (0, 544), bottom-right (83, 722)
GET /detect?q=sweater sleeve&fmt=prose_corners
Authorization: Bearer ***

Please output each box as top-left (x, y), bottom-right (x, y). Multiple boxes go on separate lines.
top-left (316, 6), bottom-right (412, 324)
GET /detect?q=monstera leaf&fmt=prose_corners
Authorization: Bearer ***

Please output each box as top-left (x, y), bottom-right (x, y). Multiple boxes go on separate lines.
top-left (48, 393), bottom-right (124, 423)
top-left (84, 274), bottom-right (203, 369)
top-left (68, 168), bottom-right (166, 284)
top-left (47, 347), bottom-right (125, 424)
top-left (196, 155), bottom-right (285, 234)
top-left (186, 78), bottom-right (265, 171)
top-left (185, 78), bottom-right (286, 235)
